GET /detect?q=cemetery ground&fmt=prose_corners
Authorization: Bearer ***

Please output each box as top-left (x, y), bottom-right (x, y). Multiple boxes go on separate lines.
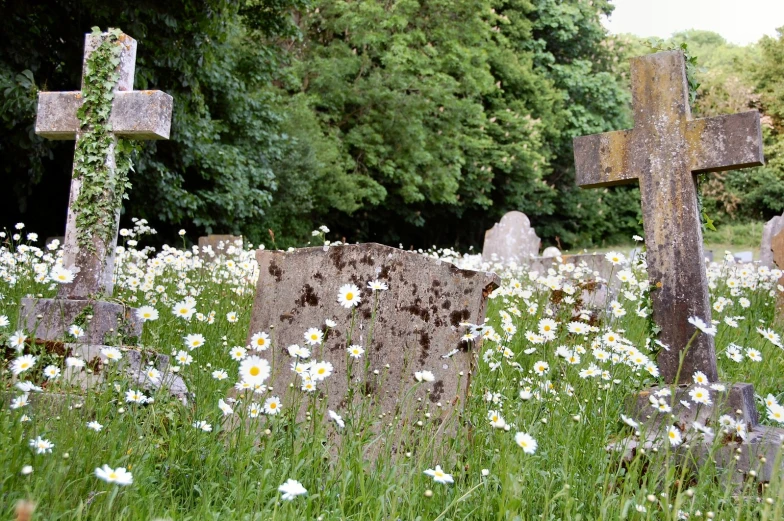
top-left (2, 224), bottom-right (784, 519)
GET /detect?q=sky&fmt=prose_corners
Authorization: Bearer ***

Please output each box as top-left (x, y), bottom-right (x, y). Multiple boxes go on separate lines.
top-left (603, 0), bottom-right (784, 46)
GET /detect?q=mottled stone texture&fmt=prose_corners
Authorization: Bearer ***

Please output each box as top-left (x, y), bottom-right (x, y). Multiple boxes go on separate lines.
top-left (573, 51), bottom-right (764, 384)
top-left (482, 211), bottom-right (541, 263)
top-left (19, 298), bottom-right (143, 344)
top-left (771, 230), bottom-right (784, 323)
top-left (34, 31), bottom-right (173, 299)
top-left (247, 243), bottom-right (499, 418)
top-left (198, 235), bottom-right (243, 260)
top-left (760, 214), bottom-right (784, 268)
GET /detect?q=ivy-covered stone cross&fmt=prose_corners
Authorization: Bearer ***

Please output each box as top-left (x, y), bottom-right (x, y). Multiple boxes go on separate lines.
top-left (35, 28), bottom-right (173, 298)
top-left (573, 51), bottom-right (763, 384)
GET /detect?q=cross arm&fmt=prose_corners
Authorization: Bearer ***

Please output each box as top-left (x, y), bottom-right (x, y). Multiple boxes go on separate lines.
top-left (686, 111), bottom-right (764, 174)
top-left (35, 90), bottom-right (173, 140)
top-left (573, 129), bottom-right (638, 188)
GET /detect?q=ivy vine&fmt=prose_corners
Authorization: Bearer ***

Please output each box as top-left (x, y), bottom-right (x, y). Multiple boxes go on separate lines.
top-left (72, 27), bottom-right (136, 254)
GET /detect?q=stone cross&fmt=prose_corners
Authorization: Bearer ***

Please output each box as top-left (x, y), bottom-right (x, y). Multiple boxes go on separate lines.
top-left (573, 51), bottom-right (764, 383)
top-left (35, 30), bottom-right (173, 299)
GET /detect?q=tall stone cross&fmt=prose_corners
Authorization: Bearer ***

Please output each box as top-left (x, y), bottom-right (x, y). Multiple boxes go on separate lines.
top-left (573, 51), bottom-right (764, 384)
top-left (35, 30), bottom-right (173, 299)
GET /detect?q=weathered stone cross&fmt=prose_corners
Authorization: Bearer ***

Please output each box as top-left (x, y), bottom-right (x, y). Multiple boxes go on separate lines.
top-left (35, 30), bottom-right (173, 299)
top-left (573, 51), bottom-right (763, 384)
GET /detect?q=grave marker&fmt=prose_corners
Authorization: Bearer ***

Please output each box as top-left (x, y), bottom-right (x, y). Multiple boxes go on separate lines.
top-left (198, 234), bottom-right (243, 260)
top-left (247, 243), bottom-right (499, 420)
top-left (760, 213), bottom-right (784, 268)
top-left (573, 50), bottom-right (764, 383)
top-left (771, 229), bottom-right (784, 323)
top-left (482, 211), bottom-right (540, 263)
top-left (19, 30), bottom-right (177, 395)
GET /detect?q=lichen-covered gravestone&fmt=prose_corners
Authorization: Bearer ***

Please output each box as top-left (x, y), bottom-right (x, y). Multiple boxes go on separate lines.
top-left (771, 229), bottom-right (784, 324)
top-left (18, 29), bottom-right (181, 396)
top-left (247, 243), bottom-right (499, 422)
top-left (573, 50), bottom-right (763, 384)
top-left (760, 213), bottom-right (784, 268)
top-left (574, 50), bottom-right (784, 482)
top-left (482, 211), bottom-right (541, 263)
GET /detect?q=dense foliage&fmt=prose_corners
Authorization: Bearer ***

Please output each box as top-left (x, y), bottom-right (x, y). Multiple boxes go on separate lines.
top-left (1, 2), bottom-right (782, 249)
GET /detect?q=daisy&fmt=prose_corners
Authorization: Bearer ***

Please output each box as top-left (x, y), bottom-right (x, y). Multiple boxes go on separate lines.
top-left (226, 311), bottom-right (238, 323)
top-left (347, 345), bottom-right (365, 358)
top-left (68, 324), bottom-right (85, 338)
top-left (136, 305), bottom-right (159, 322)
top-left (263, 396), bottom-right (282, 415)
top-left (337, 283), bottom-right (362, 309)
top-left (193, 420), bottom-right (213, 432)
top-left (11, 355), bottom-right (36, 376)
top-left (9, 331), bottom-right (26, 350)
top-left (125, 390), bottom-right (148, 404)
top-left (533, 361), bottom-right (549, 376)
top-left (183, 333), bottom-right (205, 350)
top-left (328, 410), bottom-right (345, 428)
top-left (757, 327), bottom-right (782, 348)
top-left (414, 370), bottom-right (435, 383)
top-left (768, 404), bottom-right (784, 423)
top-left (620, 414), bottom-right (639, 429)
top-left (746, 348), bottom-right (762, 362)
top-left (687, 316), bottom-right (717, 336)
top-left (10, 394), bottom-right (29, 409)
top-left (667, 425), bottom-right (683, 447)
top-left (325, 318), bottom-right (337, 328)
top-left (101, 347), bottom-right (122, 362)
top-left (29, 436), bottom-right (54, 454)
top-left (368, 280), bottom-right (388, 291)
top-left (287, 344), bottom-right (311, 359)
top-left (229, 346), bottom-right (247, 361)
top-left (0, 315), bottom-right (9, 327)
top-left (95, 465), bottom-right (133, 486)
top-left (488, 410), bottom-right (506, 429)
top-left (218, 398), bottom-right (234, 416)
top-left (247, 402), bottom-right (262, 418)
top-left (144, 367), bottom-right (161, 383)
top-left (50, 266), bottom-right (75, 284)
top-left (87, 421), bottom-right (103, 432)
top-left (175, 350), bottom-right (194, 365)
top-left (43, 365), bottom-right (61, 379)
top-left (605, 251), bottom-right (626, 265)
top-left (538, 318), bottom-right (557, 335)
top-left (239, 356), bottom-right (271, 385)
top-left (688, 387), bottom-right (711, 406)
top-left (303, 327), bottom-right (324, 346)
top-left (278, 478), bottom-right (307, 500)
top-left (172, 301), bottom-right (196, 320)
top-left (692, 371), bottom-right (709, 385)
top-left (15, 381), bottom-right (41, 392)
top-left (212, 369), bottom-right (229, 380)
top-left (249, 331), bottom-right (270, 351)
top-left (424, 465), bottom-right (454, 484)
top-left (514, 432), bottom-right (538, 454)
top-left (310, 361), bottom-right (334, 381)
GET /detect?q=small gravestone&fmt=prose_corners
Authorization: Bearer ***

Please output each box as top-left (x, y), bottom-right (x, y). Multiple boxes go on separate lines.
top-left (734, 251), bottom-right (754, 263)
top-left (576, 50), bottom-right (784, 482)
top-left (198, 234), bottom-right (243, 260)
top-left (542, 246), bottom-right (561, 258)
top-left (760, 213), bottom-right (784, 268)
top-left (45, 236), bottom-right (65, 248)
top-left (247, 243), bottom-right (499, 422)
top-left (482, 211), bottom-right (540, 263)
top-left (18, 30), bottom-right (182, 398)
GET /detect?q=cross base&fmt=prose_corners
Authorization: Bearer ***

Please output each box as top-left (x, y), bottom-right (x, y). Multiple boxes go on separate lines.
top-left (610, 383), bottom-right (784, 483)
top-left (19, 297), bottom-right (143, 345)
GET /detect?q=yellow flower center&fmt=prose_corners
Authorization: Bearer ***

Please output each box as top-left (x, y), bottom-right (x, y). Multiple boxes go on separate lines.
top-left (270, 403), bottom-right (277, 409)
top-left (346, 292), bottom-right (354, 300)
top-left (250, 366), bottom-right (260, 376)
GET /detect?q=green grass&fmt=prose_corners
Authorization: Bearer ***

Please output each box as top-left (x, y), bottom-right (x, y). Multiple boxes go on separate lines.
top-left (1, 223), bottom-right (784, 520)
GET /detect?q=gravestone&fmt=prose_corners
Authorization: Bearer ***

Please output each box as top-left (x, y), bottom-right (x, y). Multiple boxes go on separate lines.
top-left (576, 50), bottom-right (784, 482)
top-left (18, 30), bottom-right (178, 394)
top-left (198, 234), bottom-right (243, 260)
top-left (247, 243), bottom-right (499, 421)
top-left (542, 246), bottom-right (562, 258)
top-left (482, 211), bottom-right (540, 263)
top-left (574, 50), bottom-right (763, 384)
top-left (760, 213), bottom-right (784, 268)
top-left (734, 251), bottom-right (754, 263)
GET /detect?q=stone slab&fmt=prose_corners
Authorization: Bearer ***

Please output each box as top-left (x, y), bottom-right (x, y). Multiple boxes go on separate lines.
top-left (734, 251), bottom-right (753, 263)
top-left (761, 214), bottom-right (784, 268)
top-left (482, 211), bottom-right (540, 263)
top-left (247, 243), bottom-right (499, 420)
top-left (771, 230), bottom-right (784, 323)
top-left (19, 298), bottom-right (143, 345)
